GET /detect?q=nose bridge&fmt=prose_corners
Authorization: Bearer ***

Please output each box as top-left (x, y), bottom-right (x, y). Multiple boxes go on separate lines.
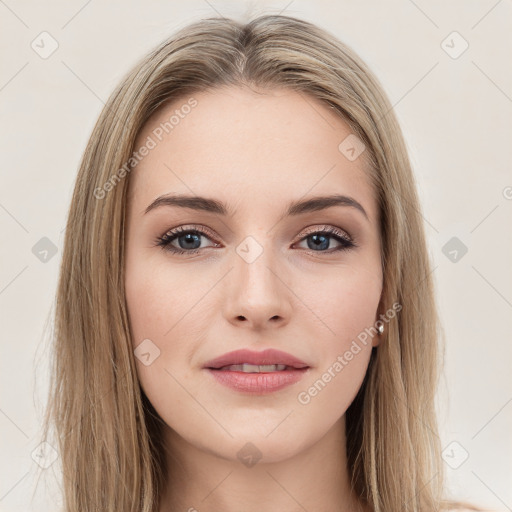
top-left (224, 234), bottom-right (291, 327)
top-left (235, 234), bottom-right (279, 298)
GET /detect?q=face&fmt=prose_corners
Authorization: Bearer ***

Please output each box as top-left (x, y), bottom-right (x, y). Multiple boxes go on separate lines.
top-left (124, 86), bottom-right (383, 464)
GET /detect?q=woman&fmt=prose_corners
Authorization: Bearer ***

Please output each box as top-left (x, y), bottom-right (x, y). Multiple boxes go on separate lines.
top-left (42, 13), bottom-right (484, 512)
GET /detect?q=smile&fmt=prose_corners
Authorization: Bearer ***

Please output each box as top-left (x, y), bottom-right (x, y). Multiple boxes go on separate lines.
top-left (217, 363), bottom-right (291, 372)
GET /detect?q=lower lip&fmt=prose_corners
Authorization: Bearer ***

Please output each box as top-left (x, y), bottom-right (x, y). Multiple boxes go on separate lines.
top-left (205, 368), bottom-right (309, 394)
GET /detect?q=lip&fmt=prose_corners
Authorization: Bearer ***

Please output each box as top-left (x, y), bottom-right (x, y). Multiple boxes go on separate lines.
top-left (206, 368), bottom-right (309, 394)
top-left (203, 348), bottom-right (310, 370)
top-left (203, 348), bottom-right (310, 395)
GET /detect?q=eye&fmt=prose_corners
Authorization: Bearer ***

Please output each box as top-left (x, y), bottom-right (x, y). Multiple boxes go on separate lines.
top-left (155, 225), bottom-right (219, 255)
top-left (154, 224), bottom-right (356, 256)
top-left (294, 225), bottom-right (356, 253)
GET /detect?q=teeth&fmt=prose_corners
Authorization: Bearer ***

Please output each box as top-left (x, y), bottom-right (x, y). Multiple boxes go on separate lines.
top-left (220, 364), bottom-right (288, 372)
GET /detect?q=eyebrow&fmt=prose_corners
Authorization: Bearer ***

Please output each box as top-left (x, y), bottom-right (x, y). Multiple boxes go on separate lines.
top-left (144, 193), bottom-right (369, 221)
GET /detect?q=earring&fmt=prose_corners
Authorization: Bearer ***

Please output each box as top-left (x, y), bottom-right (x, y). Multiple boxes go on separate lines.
top-left (377, 324), bottom-right (384, 335)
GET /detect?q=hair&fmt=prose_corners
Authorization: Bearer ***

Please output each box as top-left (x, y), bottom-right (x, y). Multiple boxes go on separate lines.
top-left (40, 13), bottom-right (486, 512)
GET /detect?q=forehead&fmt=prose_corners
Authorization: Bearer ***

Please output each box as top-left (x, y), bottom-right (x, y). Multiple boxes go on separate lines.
top-left (128, 86), bottom-right (377, 221)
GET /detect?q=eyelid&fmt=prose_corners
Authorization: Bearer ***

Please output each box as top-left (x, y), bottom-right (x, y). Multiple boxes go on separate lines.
top-left (160, 224), bottom-right (218, 241)
top-left (296, 224), bottom-right (353, 243)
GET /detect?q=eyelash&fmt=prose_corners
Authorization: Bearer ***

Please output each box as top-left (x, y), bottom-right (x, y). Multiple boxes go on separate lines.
top-left (154, 224), bottom-right (357, 256)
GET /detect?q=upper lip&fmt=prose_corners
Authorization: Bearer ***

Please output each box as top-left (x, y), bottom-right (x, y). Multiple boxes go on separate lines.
top-left (203, 348), bottom-right (310, 370)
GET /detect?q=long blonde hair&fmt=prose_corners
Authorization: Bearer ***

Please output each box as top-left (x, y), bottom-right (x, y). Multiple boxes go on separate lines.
top-left (41, 13), bottom-right (483, 512)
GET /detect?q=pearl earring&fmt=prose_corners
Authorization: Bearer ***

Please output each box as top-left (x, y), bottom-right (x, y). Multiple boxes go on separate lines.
top-left (377, 324), bottom-right (384, 335)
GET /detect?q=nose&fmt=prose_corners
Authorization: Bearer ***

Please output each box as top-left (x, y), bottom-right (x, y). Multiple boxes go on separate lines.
top-left (223, 240), bottom-right (292, 330)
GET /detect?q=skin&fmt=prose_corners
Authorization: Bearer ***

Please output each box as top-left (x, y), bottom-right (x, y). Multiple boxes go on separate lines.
top-left (125, 85), bottom-right (383, 512)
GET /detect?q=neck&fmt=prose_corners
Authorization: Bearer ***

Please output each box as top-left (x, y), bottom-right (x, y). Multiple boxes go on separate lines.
top-left (158, 416), bottom-right (370, 512)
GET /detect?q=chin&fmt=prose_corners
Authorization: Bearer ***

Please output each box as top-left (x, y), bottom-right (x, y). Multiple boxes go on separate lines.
top-left (219, 423), bottom-right (321, 465)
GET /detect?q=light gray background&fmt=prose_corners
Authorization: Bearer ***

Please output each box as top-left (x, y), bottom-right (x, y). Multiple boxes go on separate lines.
top-left (1, 1), bottom-right (511, 511)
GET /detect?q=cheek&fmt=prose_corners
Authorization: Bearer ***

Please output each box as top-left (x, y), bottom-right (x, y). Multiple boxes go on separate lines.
top-left (294, 269), bottom-right (379, 413)
top-left (302, 263), bottom-right (382, 345)
top-left (124, 255), bottom-right (216, 417)
top-left (125, 255), bottom-right (200, 345)
top-left (124, 256), bottom-right (187, 396)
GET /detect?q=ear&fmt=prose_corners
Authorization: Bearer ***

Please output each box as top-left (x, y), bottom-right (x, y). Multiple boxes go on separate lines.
top-left (372, 300), bottom-right (385, 348)
top-left (371, 322), bottom-right (383, 348)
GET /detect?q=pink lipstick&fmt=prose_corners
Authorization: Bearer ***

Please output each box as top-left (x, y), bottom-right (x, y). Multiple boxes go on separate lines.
top-left (203, 348), bottom-right (310, 394)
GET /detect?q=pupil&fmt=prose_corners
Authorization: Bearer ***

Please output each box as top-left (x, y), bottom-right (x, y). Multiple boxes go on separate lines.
top-left (180, 233), bottom-right (200, 249)
top-left (308, 234), bottom-right (329, 251)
